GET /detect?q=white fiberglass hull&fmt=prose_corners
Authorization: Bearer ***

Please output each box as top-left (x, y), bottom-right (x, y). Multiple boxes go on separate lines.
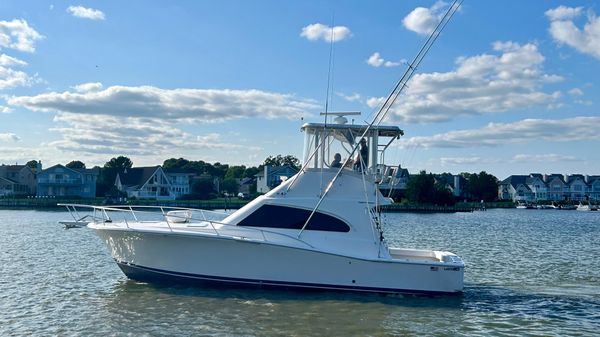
top-left (91, 226), bottom-right (464, 294)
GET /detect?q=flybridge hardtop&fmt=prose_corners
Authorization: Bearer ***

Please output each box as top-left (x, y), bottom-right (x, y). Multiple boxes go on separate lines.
top-left (59, 0), bottom-right (465, 294)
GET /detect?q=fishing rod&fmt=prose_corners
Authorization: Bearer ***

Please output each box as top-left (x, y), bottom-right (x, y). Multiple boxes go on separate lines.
top-left (298, 0), bottom-right (463, 237)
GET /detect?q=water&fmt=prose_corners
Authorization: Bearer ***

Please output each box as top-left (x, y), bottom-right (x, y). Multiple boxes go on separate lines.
top-left (1, 209), bottom-right (598, 336)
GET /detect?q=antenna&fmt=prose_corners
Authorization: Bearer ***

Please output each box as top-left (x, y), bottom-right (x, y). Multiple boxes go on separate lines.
top-left (324, 12), bottom-right (336, 126)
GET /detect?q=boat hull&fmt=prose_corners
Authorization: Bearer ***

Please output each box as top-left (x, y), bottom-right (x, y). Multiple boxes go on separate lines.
top-left (92, 227), bottom-right (464, 294)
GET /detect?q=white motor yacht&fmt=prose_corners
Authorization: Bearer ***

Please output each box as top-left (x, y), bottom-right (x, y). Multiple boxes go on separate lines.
top-left (60, 120), bottom-right (464, 294)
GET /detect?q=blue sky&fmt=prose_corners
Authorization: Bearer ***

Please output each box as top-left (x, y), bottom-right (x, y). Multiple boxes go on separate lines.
top-left (0, 0), bottom-right (599, 179)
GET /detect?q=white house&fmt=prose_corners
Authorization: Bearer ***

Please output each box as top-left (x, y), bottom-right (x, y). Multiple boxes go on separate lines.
top-left (115, 166), bottom-right (175, 200)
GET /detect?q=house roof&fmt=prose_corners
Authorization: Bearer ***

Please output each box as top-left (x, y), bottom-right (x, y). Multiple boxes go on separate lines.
top-left (501, 175), bottom-right (531, 190)
top-left (118, 166), bottom-right (160, 187)
top-left (40, 164), bottom-right (98, 176)
top-left (0, 176), bottom-right (18, 184)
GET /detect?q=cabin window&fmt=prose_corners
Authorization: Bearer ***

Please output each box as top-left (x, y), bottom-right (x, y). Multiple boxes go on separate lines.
top-left (237, 204), bottom-right (350, 232)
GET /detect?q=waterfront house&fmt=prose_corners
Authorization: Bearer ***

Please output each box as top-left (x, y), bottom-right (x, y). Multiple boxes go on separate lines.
top-left (0, 164), bottom-right (37, 196)
top-left (164, 169), bottom-right (195, 199)
top-left (256, 165), bottom-right (299, 193)
top-left (499, 173), bottom-right (600, 202)
top-left (115, 166), bottom-right (176, 200)
top-left (37, 164), bottom-right (98, 198)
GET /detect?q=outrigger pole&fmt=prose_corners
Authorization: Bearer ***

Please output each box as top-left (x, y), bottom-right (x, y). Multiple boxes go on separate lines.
top-left (298, 0), bottom-right (463, 238)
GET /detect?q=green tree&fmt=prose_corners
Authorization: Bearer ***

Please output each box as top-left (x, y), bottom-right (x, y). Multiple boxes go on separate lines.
top-left (465, 171), bottom-right (499, 202)
top-left (243, 167), bottom-right (260, 178)
top-left (190, 177), bottom-right (215, 200)
top-left (66, 160), bottom-right (86, 169)
top-left (406, 171), bottom-right (435, 203)
top-left (263, 155), bottom-right (300, 169)
top-left (26, 160), bottom-right (39, 173)
top-left (163, 158), bottom-right (190, 171)
top-left (105, 156), bottom-right (133, 170)
top-left (221, 178), bottom-right (239, 194)
top-left (406, 171), bottom-right (455, 205)
top-left (97, 156), bottom-right (133, 197)
top-left (225, 165), bottom-right (246, 180)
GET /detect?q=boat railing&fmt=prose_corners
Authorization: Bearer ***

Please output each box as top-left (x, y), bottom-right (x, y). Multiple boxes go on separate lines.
top-left (58, 203), bottom-right (314, 249)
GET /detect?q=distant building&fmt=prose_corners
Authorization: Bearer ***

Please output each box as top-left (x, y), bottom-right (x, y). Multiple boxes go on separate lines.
top-left (237, 177), bottom-right (255, 197)
top-left (256, 165), bottom-right (299, 193)
top-left (378, 165), bottom-right (410, 200)
top-left (164, 169), bottom-right (195, 199)
top-left (499, 173), bottom-right (600, 202)
top-left (37, 164), bottom-right (98, 198)
top-left (435, 174), bottom-right (467, 198)
top-left (0, 164), bottom-right (37, 196)
top-left (115, 166), bottom-right (176, 200)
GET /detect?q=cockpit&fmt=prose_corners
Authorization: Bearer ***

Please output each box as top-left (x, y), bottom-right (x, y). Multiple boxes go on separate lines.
top-left (300, 113), bottom-right (404, 177)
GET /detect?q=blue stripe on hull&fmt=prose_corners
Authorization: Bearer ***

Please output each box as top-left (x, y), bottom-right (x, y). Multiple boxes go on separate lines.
top-left (116, 261), bottom-right (460, 296)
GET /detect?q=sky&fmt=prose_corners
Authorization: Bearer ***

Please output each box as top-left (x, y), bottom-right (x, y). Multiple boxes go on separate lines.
top-left (0, 0), bottom-right (599, 179)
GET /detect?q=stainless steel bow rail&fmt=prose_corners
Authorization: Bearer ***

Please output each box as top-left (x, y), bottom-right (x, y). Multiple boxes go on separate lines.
top-left (57, 203), bottom-right (315, 248)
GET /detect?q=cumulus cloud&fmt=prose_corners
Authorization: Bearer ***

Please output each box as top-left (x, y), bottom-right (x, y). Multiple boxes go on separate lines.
top-left (46, 113), bottom-right (259, 156)
top-left (0, 105), bottom-right (13, 113)
top-left (403, 1), bottom-right (449, 35)
top-left (300, 23), bottom-right (352, 42)
top-left (67, 6), bottom-right (106, 20)
top-left (0, 20), bottom-right (43, 90)
top-left (545, 6), bottom-right (583, 21)
top-left (72, 82), bottom-right (103, 93)
top-left (336, 92), bottom-right (361, 102)
top-left (0, 65), bottom-right (40, 90)
top-left (8, 84), bottom-right (315, 158)
top-left (400, 116), bottom-right (600, 148)
top-left (568, 88), bottom-right (583, 96)
top-left (0, 19), bottom-right (44, 53)
top-left (0, 132), bottom-right (20, 141)
top-left (367, 41), bottom-right (562, 123)
top-left (8, 84), bottom-right (319, 122)
top-left (366, 52), bottom-right (403, 67)
top-left (511, 153), bottom-right (580, 163)
top-left (0, 54), bottom-right (27, 66)
top-left (546, 6), bottom-right (600, 59)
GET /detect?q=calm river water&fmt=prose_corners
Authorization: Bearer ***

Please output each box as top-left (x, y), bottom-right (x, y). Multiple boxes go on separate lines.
top-left (1, 209), bottom-right (598, 336)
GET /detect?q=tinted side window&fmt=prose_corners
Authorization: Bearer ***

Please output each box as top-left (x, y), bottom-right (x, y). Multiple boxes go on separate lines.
top-left (237, 205), bottom-right (350, 232)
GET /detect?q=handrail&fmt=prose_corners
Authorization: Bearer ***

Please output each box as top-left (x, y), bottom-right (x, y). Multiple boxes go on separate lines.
top-left (58, 203), bottom-right (314, 249)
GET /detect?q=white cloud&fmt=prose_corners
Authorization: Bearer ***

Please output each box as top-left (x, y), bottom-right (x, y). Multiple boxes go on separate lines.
top-left (403, 1), bottom-right (449, 35)
top-left (568, 88), bottom-right (583, 96)
top-left (0, 132), bottom-right (20, 141)
top-left (0, 105), bottom-right (13, 113)
top-left (440, 156), bottom-right (495, 166)
top-left (8, 84), bottom-right (316, 159)
top-left (511, 154), bottom-right (579, 163)
top-left (367, 41), bottom-right (562, 124)
top-left (366, 52), bottom-right (403, 67)
top-left (46, 113), bottom-right (259, 156)
top-left (300, 23), bottom-right (352, 42)
top-left (336, 92), bottom-right (361, 102)
top-left (545, 6), bottom-right (583, 21)
top-left (0, 54), bottom-right (27, 66)
top-left (72, 82), bottom-right (103, 93)
top-left (8, 84), bottom-right (319, 122)
top-left (0, 19), bottom-right (44, 53)
top-left (546, 6), bottom-right (600, 59)
top-left (67, 6), bottom-right (106, 20)
top-left (0, 65), bottom-right (34, 89)
top-left (400, 116), bottom-right (600, 148)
